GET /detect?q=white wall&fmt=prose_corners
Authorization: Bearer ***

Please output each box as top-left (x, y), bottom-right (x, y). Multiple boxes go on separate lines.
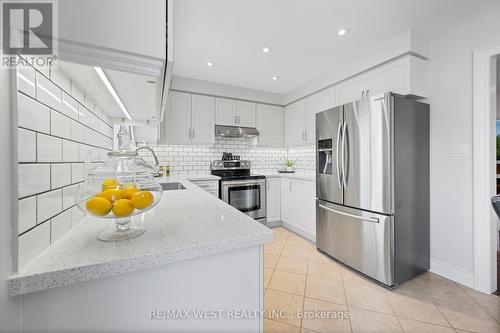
top-left (428, 7), bottom-right (500, 283)
top-left (0, 68), bottom-right (21, 332)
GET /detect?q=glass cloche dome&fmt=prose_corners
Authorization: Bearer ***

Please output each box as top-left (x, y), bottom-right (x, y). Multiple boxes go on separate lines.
top-left (76, 126), bottom-right (162, 242)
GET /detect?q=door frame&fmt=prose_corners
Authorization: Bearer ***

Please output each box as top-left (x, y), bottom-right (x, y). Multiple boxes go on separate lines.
top-left (472, 45), bottom-right (499, 293)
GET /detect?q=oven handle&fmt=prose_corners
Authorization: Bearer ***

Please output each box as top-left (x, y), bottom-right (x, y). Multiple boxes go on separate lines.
top-left (221, 179), bottom-right (266, 187)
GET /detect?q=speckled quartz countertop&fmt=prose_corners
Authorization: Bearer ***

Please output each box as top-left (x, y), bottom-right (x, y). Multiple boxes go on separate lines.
top-left (8, 177), bottom-right (272, 296)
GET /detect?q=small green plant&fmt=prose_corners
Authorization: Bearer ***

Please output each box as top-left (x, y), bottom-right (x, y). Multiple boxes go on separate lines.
top-left (283, 159), bottom-right (297, 168)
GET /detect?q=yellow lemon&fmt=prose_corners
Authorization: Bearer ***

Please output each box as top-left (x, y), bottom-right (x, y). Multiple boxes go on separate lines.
top-left (112, 199), bottom-right (135, 217)
top-left (86, 196), bottom-right (112, 216)
top-left (131, 191), bottom-right (154, 210)
top-left (122, 187), bottom-right (139, 200)
top-left (96, 189), bottom-right (123, 203)
top-left (101, 178), bottom-right (121, 191)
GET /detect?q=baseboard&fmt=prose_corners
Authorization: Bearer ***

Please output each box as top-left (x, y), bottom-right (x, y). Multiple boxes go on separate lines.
top-left (430, 258), bottom-right (473, 288)
top-left (266, 220), bottom-right (282, 228)
top-left (281, 221), bottom-right (316, 243)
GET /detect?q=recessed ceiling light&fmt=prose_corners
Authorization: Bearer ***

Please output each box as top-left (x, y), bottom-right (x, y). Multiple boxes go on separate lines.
top-left (337, 28), bottom-right (348, 36)
top-left (206, 61), bottom-right (214, 67)
top-left (262, 47), bottom-right (272, 53)
top-left (272, 76), bottom-right (279, 81)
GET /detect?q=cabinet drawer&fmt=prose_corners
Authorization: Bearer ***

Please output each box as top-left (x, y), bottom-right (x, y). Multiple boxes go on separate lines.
top-left (191, 180), bottom-right (219, 191)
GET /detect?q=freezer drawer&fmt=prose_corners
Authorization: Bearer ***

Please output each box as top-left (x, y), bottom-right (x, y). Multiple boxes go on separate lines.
top-left (316, 200), bottom-right (394, 286)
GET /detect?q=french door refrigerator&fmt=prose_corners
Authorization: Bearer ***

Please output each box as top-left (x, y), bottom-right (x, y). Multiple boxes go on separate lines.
top-left (316, 92), bottom-right (429, 287)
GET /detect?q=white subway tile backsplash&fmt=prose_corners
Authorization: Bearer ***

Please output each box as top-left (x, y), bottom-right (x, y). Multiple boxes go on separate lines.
top-left (62, 140), bottom-right (79, 162)
top-left (18, 128), bottom-right (36, 162)
top-left (18, 196), bottom-right (36, 234)
top-left (71, 120), bottom-right (85, 143)
top-left (71, 163), bottom-right (84, 183)
top-left (51, 110), bottom-right (72, 139)
top-left (62, 92), bottom-right (79, 120)
top-left (18, 164), bottom-right (50, 197)
top-left (51, 164), bottom-right (71, 189)
top-left (18, 221), bottom-right (50, 268)
top-left (18, 93), bottom-right (50, 134)
top-left (37, 133), bottom-right (62, 162)
top-left (78, 144), bottom-right (91, 162)
top-left (62, 184), bottom-right (77, 209)
top-left (17, 63), bottom-right (36, 98)
top-left (78, 106), bottom-right (91, 126)
top-left (70, 83), bottom-right (85, 104)
top-left (50, 210), bottom-right (72, 243)
top-left (50, 68), bottom-right (71, 93)
top-left (36, 72), bottom-right (62, 111)
top-left (37, 189), bottom-right (62, 223)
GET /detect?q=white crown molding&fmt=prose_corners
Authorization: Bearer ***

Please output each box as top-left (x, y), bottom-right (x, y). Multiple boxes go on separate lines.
top-left (56, 38), bottom-right (164, 77)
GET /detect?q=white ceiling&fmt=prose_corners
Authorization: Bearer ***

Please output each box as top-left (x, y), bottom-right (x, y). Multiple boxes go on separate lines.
top-left (58, 61), bottom-right (157, 121)
top-left (173, 0), bottom-right (500, 94)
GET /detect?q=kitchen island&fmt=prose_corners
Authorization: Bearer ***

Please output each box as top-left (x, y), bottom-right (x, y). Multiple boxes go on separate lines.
top-left (8, 178), bottom-right (272, 333)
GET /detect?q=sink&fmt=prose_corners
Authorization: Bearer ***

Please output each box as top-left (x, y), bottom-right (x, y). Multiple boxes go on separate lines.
top-left (161, 182), bottom-right (186, 191)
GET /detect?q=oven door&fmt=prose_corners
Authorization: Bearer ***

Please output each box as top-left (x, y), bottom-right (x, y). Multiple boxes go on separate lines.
top-left (221, 179), bottom-right (266, 220)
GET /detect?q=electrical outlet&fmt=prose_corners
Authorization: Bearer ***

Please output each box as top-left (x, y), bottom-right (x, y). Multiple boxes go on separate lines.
top-left (450, 144), bottom-right (467, 157)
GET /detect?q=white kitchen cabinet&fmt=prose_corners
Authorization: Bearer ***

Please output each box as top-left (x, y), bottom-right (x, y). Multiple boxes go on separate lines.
top-left (336, 55), bottom-right (428, 105)
top-left (215, 98), bottom-right (236, 126)
top-left (280, 177), bottom-right (316, 241)
top-left (266, 178), bottom-right (281, 223)
top-left (191, 94), bottom-right (215, 144)
top-left (190, 179), bottom-right (219, 198)
top-left (163, 91), bottom-right (192, 144)
top-left (216, 98), bottom-right (256, 127)
top-left (336, 75), bottom-right (366, 106)
top-left (284, 100), bottom-right (306, 147)
top-left (365, 55), bottom-right (428, 98)
top-left (304, 86), bottom-right (336, 145)
top-left (162, 92), bottom-right (215, 145)
top-left (133, 125), bottom-right (159, 144)
top-left (256, 104), bottom-right (283, 147)
top-left (236, 101), bottom-right (256, 127)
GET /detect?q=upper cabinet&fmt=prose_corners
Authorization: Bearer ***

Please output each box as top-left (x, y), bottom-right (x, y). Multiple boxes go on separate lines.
top-left (336, 55), bottom-right (428, 105)
top-left (284, 86), bottom-right (336, 147)
top-left (161, 91), bottom-right (215, 145)
top-left (256, 104), bottom-right (283, 147)
top-left (215, 98), bottom-right (256, 127)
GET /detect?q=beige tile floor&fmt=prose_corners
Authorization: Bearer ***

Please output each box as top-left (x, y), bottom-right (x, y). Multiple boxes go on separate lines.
top-left (263, 227), bottom-right (500, 333)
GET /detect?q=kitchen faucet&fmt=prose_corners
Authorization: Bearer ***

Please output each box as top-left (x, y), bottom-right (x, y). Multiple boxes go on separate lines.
top-left (135, 146), bottom-right (160, 177)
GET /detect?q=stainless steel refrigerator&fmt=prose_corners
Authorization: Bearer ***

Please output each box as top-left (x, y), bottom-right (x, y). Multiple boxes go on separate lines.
top-left (316, 92), bottom-right (429, 287)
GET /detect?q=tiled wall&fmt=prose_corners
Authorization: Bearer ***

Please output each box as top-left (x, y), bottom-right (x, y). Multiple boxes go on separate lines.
top-left (16, 59), bottom-right (113, 269)
top-left (137, 139), bottom-right (316, 175)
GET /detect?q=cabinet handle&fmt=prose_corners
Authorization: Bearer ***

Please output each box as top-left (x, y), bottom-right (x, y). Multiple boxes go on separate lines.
top-left (237, 115), bottom-right (240, 124)
top-left (193, 128), bottom-right (195, 140)
top-left (304, 130), bottom-right (307, 142)
top-left (366, 89), bottom-right (370, 96)
top-left (188, 128), bottom-right (192, 139)
top-left (361, 90), bottom-right (365, 98)
top-left (234, 115), bottom-right (237, 124)
top-left (289, 182), bottom-right (292, 192)
top-left (267, 182), bottom-right (270, 190)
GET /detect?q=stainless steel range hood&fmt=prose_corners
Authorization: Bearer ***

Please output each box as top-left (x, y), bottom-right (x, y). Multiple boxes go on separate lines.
top-left (215, 125), bottom-right (259, 138)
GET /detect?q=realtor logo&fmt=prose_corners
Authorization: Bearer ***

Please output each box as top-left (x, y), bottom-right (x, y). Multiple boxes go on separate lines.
top-left (1, 1), bottom-right (57, 68)
top-left (2, 2), bottom-right (53, 54)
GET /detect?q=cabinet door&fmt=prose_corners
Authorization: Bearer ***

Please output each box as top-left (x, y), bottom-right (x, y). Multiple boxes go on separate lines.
top-left (336, 75), bottom-right (366, 105)
top-left (280, 178), bottom-right (293, 223)
top-left (266, 178), bottom-right (281, 222)
top-left (365, 57), bottom-right (408, 96)
top-left (284, 100), bottom-right (306, 147)
top-left (215, 98), bottom-right (236, 126)
top-left (256, 104), bottom-right (282, 147)
top-left (291, 180), bottom-right (316, 235)
top-left (191, 94), bottom-right (215, 144)
top-left (304, 86), bottom-right (336, 145)
top-left (236, 101), bottom-right (256, 127)
top-left (164, 91), bottom-right (192, 144)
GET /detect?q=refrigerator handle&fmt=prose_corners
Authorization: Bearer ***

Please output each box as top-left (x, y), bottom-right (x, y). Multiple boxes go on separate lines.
top-left (341, 122), bottom-right (347, 189)
top-left (342, 122), bottom-right (349, 189)
top-left (336, 122), bottom-right (342, 189)
top-left (318, 203), bottom-right (379, 223)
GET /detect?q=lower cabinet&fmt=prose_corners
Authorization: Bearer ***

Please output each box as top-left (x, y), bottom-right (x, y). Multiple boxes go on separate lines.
top-left (266, 177), bottom-right (281, 223)
top-left (189, 179), bottom-right (219, 198)
top-left (280, 177), bottom-right (316, 241)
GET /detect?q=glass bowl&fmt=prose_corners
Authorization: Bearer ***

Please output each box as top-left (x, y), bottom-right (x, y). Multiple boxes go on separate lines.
top-left (76, 132), bottom-right (162, 242)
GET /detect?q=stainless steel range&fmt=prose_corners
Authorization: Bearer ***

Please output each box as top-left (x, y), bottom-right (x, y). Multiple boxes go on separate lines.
top-left (211, 158), bottom-right (266, 223)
